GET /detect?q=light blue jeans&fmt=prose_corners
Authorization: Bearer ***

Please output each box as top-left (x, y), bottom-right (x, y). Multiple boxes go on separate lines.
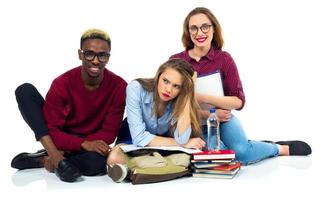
top-left (202, 115), bottom-right (279, 165)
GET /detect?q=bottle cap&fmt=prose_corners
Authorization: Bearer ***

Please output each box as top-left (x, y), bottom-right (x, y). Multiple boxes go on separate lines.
top-left (209, 108), bottom-right (216, 113)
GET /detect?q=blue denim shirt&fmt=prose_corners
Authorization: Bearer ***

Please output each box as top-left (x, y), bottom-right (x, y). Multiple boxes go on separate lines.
top-left (126, 80), bottom-right (192, 147)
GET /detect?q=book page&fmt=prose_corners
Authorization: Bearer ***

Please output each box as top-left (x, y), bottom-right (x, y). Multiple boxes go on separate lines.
top-left (120, 144), bottom-right (202, 154)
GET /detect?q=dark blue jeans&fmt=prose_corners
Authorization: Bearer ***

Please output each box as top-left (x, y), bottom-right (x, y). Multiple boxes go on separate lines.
top-left (15, 83), bottom-right (48, 141)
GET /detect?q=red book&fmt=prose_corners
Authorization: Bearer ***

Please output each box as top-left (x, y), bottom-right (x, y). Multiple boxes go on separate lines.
top-left (192, 149), bottom-right (235, 160)
top-left (211, 162), bottom-right (241, 171)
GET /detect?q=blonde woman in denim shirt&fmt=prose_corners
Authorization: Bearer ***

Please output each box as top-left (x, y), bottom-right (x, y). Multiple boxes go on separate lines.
top-left (107, 58), bottom-right (205, 182)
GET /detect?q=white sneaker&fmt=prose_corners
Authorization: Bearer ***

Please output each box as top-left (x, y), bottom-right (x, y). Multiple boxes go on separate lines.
top-left (107, 164), bottom-right (128, 183)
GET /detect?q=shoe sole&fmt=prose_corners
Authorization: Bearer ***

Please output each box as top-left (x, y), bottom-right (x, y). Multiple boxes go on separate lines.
top-left (108, 164), bottom-right (127, 183)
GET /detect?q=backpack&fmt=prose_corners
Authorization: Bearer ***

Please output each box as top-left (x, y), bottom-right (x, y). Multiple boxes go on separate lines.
top-left (125, 149), bottom-right (191, 185)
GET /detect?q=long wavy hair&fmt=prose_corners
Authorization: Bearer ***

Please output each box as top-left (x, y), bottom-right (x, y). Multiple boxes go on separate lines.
top-left (136, 58), bottom-right (201, 137)
top-left (182, 7), bottom-right (224, 50)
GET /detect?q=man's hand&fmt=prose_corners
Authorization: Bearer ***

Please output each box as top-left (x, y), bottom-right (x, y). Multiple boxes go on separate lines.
top-left (44, 150), bottom-right (65, 172)
top-left (183, 137), bottom-right (206, 150)
top-left (81, 140), bottom-right (111, 156)
top-left (216, 109), bottom-right (231, 122)
top-left (51, 151), bottom-right (65, 167)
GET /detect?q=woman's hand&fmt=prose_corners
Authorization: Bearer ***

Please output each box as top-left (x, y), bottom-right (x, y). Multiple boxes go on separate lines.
top-left (183, 137), bottom-right (206, 150)
top-left (192, 71), bottom-right (198, 83)
top-left (216, 109), bottom-right (231, 122)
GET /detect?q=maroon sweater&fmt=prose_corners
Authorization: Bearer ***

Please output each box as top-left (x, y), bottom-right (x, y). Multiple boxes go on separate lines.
top-left (170, 48), bottom-right (245, 110)
top-left (43, 66), bottom-right (127, 151)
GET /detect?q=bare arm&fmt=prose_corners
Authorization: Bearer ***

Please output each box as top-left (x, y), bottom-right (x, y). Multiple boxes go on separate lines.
top-left (40, 135), bottom-right (64, 168)
top-left (147, 135), bottom-right (205, 150)
top-left (196, 93), bottom-right (242, 110)
top-left (198, 108), bottom-right (232, 122)
top-left (147, 136), bottom-right (178, 147)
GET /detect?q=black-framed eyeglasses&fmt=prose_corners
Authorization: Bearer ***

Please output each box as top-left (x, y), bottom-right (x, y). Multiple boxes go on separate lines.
top-left (189, 23), bottom-right (212, 35)
top-left (80, 50), bottom-right (110, 62)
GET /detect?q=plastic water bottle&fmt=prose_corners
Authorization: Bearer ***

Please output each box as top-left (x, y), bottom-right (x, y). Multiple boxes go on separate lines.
top-left (207, 108), bottom-right (220, 151)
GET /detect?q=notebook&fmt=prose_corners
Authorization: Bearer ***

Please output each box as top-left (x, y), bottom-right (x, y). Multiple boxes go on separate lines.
top-left (195, 70), bottom-right (224, 97)
top-left (195, 71), bottom-right (224, 111)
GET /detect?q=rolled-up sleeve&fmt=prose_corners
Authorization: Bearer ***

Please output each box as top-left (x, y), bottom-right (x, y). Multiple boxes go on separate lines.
top-left (222, 52), bottom-right (245, 110)
top-left (126, 81), bottom-right (156, 147)
top-left (173, 126), bottom-right (192, 145)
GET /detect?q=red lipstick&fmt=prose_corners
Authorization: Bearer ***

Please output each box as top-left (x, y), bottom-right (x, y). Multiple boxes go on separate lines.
top-left (162, 93), bottom-right (170, 98)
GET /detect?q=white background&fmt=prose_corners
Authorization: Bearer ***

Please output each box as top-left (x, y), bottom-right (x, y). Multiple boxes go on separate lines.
top-left (1, 0), bottom-right (321, 199)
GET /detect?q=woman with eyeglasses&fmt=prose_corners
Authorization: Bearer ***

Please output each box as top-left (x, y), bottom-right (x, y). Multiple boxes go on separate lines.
top-left (170, 7), bottom-right (312, 165)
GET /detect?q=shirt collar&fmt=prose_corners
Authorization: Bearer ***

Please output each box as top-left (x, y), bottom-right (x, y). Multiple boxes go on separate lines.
top-left (206, 47), bottom-right (217, 61)
top-left (184, 47), bottom-right (218, 62)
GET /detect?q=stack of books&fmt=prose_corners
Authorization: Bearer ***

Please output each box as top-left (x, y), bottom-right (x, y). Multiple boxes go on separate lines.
top-left (191, 149), bottom-right (241, 179)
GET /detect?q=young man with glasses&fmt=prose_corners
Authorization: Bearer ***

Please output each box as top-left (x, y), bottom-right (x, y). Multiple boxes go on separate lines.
top-left (11, 28), bottom-right (127, 182)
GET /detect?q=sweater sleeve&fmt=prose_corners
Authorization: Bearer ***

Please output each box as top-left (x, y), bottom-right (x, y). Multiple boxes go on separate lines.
top-left (43, 79), bottom-right (86, 151)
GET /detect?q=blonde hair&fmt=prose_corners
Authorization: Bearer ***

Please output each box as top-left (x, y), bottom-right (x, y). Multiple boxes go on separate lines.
top-left (80, 28), bottom-right (111, 49)
top-left (136, 59), bottom-right (201, 137)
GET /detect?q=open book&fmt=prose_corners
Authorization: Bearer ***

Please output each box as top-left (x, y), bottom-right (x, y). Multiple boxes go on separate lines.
top-left (195, 71), bottom-right (224, 110)
top-left (120, 144), bottom-right (202, 154)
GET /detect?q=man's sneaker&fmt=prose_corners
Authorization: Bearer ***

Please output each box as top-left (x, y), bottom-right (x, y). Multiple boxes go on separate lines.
top-left (107, 164), bottom-right (128, 183)
top-left (11, 149), bottom-right (47, 170)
